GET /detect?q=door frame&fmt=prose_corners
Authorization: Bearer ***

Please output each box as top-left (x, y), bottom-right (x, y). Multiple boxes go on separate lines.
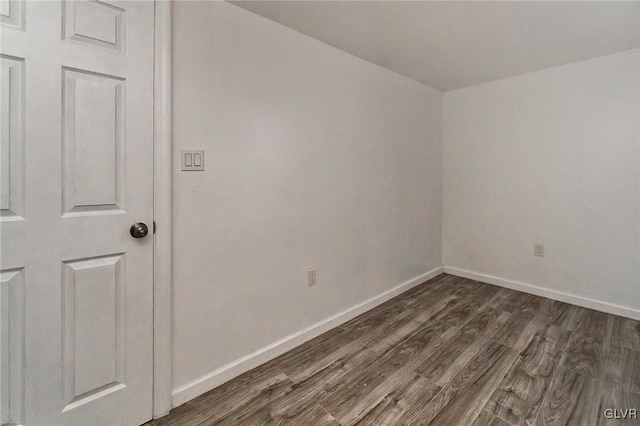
top-left (153, 0), bottom-right (173, 419)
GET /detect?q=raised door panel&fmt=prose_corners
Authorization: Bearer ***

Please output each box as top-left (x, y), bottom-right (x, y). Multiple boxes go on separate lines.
top-left (0, 0), bottom-right (24, 30)
top-left (0, 55), bottom-right (24, 221)
top-left (62, 254), bottom-right (126, 412)
top-left (0, 269), bottom-right (24, 426)
top-left (63, 0), bottom-right (125, 51)
top-left (62, 68), bottom-right (125, 216)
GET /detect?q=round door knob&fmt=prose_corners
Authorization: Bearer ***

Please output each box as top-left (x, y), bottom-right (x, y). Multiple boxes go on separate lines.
top-left (130, 222), bottom-right (149, 239)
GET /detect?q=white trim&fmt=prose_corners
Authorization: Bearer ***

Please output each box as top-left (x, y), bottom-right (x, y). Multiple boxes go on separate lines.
top-left (153, 0), bottom-right (173, 419)
top-left (444, 266), bottom-right (640, 321)
top-left (170, 267), bottom-right (444, 407)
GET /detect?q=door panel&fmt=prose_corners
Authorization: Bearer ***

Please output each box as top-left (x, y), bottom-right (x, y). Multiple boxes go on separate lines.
top-left (62, 67), bottom-right (125, 214)
top-left (62, 254), bottom-right (126, 407)
top-left (0, 0), bottom-right (24, 30)
top-left (0, 1), bottom-right (155, 425)
top-left (0, 54), bottom-right (24, 220)
top-left (0, 268), bottom-right (24, 425)
top-left (64, 0), bottom-right (125, 51)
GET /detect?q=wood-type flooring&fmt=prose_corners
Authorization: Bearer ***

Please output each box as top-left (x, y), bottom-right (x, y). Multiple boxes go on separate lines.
top-left (149, 274), bottom-right (640, 425)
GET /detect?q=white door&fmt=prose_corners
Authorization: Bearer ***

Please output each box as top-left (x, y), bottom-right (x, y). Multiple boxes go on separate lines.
top-left (0, 1), bottom-right (155, 425)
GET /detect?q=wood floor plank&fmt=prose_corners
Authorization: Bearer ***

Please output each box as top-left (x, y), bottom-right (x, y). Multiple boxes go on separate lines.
top-left (610, 316), bottom-right (640, 352)
top-left (435, 297), bottom-right (484, 328)
top-left (226, 393), bottom-right (341, 426)
top-left (203, 374), bottom-right (294, 425)
top-left (446, 276), bottom-right (481, 298)
top-left (461, 306), bottom-right (509, 338)
top-left (334, 294), bottom-right (413, 341)
top-left (414, 295), bottom-right (461, 323)
top-left (355, 372), bottom-right (441, 426)
top-left (535, 367), bottom-right (603, 426)
top-left (483, 288), bottom-right (527, 314)
top-left (471, 410), bottom-right (512, 426)
top-left (279, 275), bottom-right (464, 383)
top-left (402, 274), bottom-right (457, 302)
top-left (224, 348), bottom-right (376, 425)
top-left (293, 404), bottom-right (341, 426)
top-left (281, 336), bottom-right (374, 384)
top-left (562, 327), bottom-right (607, 379)
top-left (491, 312), bottom-right (541, 353)
top-left (320, 321), bottom-right (455, 424)
top-left (280, 292), bottom-right (447, 383)
top-left (485, 324), bottom-right (571, 425)
top-left (489, 293), bottom-right (550, 352)
top-left (628, 349), bottom-right (640, 394)
top-left (572, 308), bottom-right (612, 344)
top-left (272, 328), bottom-right (350, 378)
top-left (603, 344), bottom-right (630, 386)
top-left (148, 402), bottom-right (203, 426)
top-left (278, 300), bottom-right (408, 381)
top-left (435, 284), bottom-right (500, 328)
top-left (360, 313), bottom-right (426, 355)
top-left (414, 306), bottom-right (507, 386)
top-left (595, 381), bottom-right (640, 426)
top-left (363, 294), bottom-right (457, 354)
top-left (262, 349), bottom-right (379, 422)
top-left (357, 273), bottom-right (455, 323)
top-left (410, 341), bottom-right (518, 425)
top-left (536, 299), bottom-right (580, 330)
top-left (182, 362), bottom-right (286, 424)
top-left (603, 345), bottom-right (640, 394)
top-left (519, 294), bottom-right (547, 319)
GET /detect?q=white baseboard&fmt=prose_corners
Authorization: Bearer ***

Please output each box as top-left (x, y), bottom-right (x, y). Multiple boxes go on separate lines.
top-left (444, 266), bottom-right (640, 321)
top-left (171, 266), bottom-right (445, 408)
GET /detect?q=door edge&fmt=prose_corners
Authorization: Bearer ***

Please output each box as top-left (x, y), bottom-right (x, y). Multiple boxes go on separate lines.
top-left (152, 0), bottom-right (173, 420)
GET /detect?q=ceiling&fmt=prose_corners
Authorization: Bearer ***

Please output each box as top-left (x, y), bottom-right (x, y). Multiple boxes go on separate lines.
top-left (230, 1), bottom-right (640, 91)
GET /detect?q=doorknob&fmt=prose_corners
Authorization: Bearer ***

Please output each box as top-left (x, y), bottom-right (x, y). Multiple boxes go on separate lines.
top-left (130, 222), bottom-right (149, 239)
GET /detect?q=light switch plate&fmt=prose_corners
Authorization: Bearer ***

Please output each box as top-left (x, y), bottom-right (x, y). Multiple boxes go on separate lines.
top-left (181, 150), bottom-right (204, 171)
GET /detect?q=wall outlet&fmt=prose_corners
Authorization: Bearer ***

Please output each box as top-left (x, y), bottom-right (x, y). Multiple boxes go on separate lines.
top-left (307, 269), bottom-right (317, 287)
top-left (534, 243), bottom-right (544, 257)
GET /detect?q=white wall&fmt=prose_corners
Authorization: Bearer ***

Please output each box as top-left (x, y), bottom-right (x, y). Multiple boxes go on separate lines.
top-left (172, 2), bottom-right (443, 402)
top-left (443, 50), bottom-right (640, 317)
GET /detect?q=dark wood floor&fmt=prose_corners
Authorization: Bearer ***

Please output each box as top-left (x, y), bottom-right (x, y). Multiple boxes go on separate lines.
top-left (150, 274), bottom-right (640, 425)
